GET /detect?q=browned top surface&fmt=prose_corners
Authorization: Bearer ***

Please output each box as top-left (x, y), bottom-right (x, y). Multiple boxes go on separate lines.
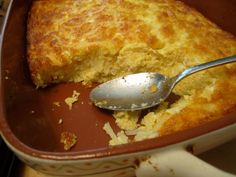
top-left (27, 0), bottom-right (236, 86)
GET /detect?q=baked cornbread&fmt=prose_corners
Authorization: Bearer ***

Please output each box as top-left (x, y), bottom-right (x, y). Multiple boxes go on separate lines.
top-left (27, 0), bottom-right (236, 87)
top-left (27, 0), bottom-right (236, 144)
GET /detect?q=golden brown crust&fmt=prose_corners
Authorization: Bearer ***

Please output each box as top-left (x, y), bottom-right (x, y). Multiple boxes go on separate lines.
top-left (27, 0), bottom-right (236, 87)
top-left (159, 74), bottom-right (236, 136)
top-left (27, 0), bottom-right (236, 137)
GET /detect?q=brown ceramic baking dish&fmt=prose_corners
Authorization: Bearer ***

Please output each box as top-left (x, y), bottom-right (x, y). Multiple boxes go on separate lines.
top-left (0, 0), bottom-right (236, 177)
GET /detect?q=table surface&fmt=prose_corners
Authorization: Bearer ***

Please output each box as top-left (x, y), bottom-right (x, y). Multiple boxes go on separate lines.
top-left (15, 138), bottom-right (236, 177)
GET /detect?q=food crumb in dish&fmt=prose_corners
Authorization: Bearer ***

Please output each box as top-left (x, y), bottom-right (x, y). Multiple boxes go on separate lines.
top-left (103, 122), bottom-right (129, 146)
top-left (65, 90), bottom-right (80, 110)
top-left (5, 76), bottom-right (9, 80)
top-left (60, 131), bottom-right (77, 150)
top-left (133, 126), bottom-right (159, 142)
top-left (30, 110), bottom-right (35, 114)
top-left (113, 111), bottom-right (140, 131)
top-left (53, 101), bottom-right (61, 107)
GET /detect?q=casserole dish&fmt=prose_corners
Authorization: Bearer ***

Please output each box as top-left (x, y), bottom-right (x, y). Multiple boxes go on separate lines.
top-left (0, 0), bottom-right (236, 176)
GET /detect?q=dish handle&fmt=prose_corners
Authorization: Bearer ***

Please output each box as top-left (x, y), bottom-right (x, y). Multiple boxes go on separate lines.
top-left (135, 147), bottom-right (236, 177)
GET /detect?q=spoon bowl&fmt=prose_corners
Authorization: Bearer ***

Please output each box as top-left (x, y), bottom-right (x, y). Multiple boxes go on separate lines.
top-left (90, 73), bottom-right (173, 111)
top-left (90, 55), bottom-right (236, 111)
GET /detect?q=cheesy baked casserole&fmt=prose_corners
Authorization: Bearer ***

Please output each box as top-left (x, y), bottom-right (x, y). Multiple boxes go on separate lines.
top-left (27, 0), bottom-right (236, 143)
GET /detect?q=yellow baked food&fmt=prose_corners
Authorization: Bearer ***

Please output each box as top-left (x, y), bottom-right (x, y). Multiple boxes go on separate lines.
top-left (27, 0), bottom-right (236, 87)
top-left (27, 0), bottom-right (236, 143)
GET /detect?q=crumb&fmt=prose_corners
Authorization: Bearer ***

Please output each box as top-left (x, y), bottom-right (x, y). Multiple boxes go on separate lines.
top-left (103, 122), bottom-right (129, 145)
top-left (30, 110), bottom-right (35, 114)
top-left (113, 111), bottom-right (140, 131)
top-left (65, 90), bottom-right (80, 110)
top-left (60, 132), bottom-right (77, 150)
top-left (58, 118), bottom-right (63, 124)
top-left (134, 127), bottom-right (158, 141)
top-left (141, 103), bottom-right (148, 107)
top-left (149, 84), bottom-right (158, 93)
top-left (131, 103), bottom-right (138, 109)
top-left (53, 101), bottom-right (61, 107)
top-left (5, 76), bottom-right (9, 80)
top-left (81, 101), bottom-right (84, 105)
top-left (95, 100), bottom-right (108, 107)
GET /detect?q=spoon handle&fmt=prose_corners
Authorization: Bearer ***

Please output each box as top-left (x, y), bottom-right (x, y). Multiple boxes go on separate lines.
top-left (174, 55), bottom-right (236, 83)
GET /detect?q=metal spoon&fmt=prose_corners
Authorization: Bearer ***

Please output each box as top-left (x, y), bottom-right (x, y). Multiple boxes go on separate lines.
top-left (90, 55), bottom-right (236, 111)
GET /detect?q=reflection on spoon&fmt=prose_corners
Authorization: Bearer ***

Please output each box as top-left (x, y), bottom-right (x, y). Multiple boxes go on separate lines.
top-left (90, 55), bottom-right (236, 111)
